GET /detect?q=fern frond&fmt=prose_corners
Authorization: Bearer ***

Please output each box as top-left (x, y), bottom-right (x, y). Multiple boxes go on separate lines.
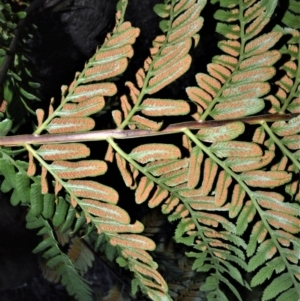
top-left (104, 4), bottom-right (208, 296)
top-left (102, 284), bottom-right (130, 301)
top-left (68, 237), bottom-right (95, 273)
top-left (17, 2), bottom-right (172, 300)
top-left (23, 0), bottom-right (137, 225)
top-left (115, 0), bottom-right (205, 130)
top-left (107, 130), bottom-right (250, 300)
top-left (26, 211), bottom-right (93, 301)
top-left (170, 1), bottom-right (300, 299)
top-left (33, 19), bottom-right (139, 135)
top-left (39, 233), bottom-right (94, 283)
top-left (186, 0), bottom-right (280, 122)
top-left (22, 0), bottom-right (140, 235)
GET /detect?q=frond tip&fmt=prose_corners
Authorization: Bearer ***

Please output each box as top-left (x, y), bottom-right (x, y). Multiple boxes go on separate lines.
top-left (26, 212), bottom-right (93, 301)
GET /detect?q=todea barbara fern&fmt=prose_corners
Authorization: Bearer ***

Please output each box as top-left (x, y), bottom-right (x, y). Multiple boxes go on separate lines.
top-left (0, 0), bottom-right (299, 300)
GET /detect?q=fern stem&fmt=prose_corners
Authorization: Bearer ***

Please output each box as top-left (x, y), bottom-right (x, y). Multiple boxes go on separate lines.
top-left (1, 113), bottom-right (297, 146)
top-left (261, 122), bottom-right (300, 171)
